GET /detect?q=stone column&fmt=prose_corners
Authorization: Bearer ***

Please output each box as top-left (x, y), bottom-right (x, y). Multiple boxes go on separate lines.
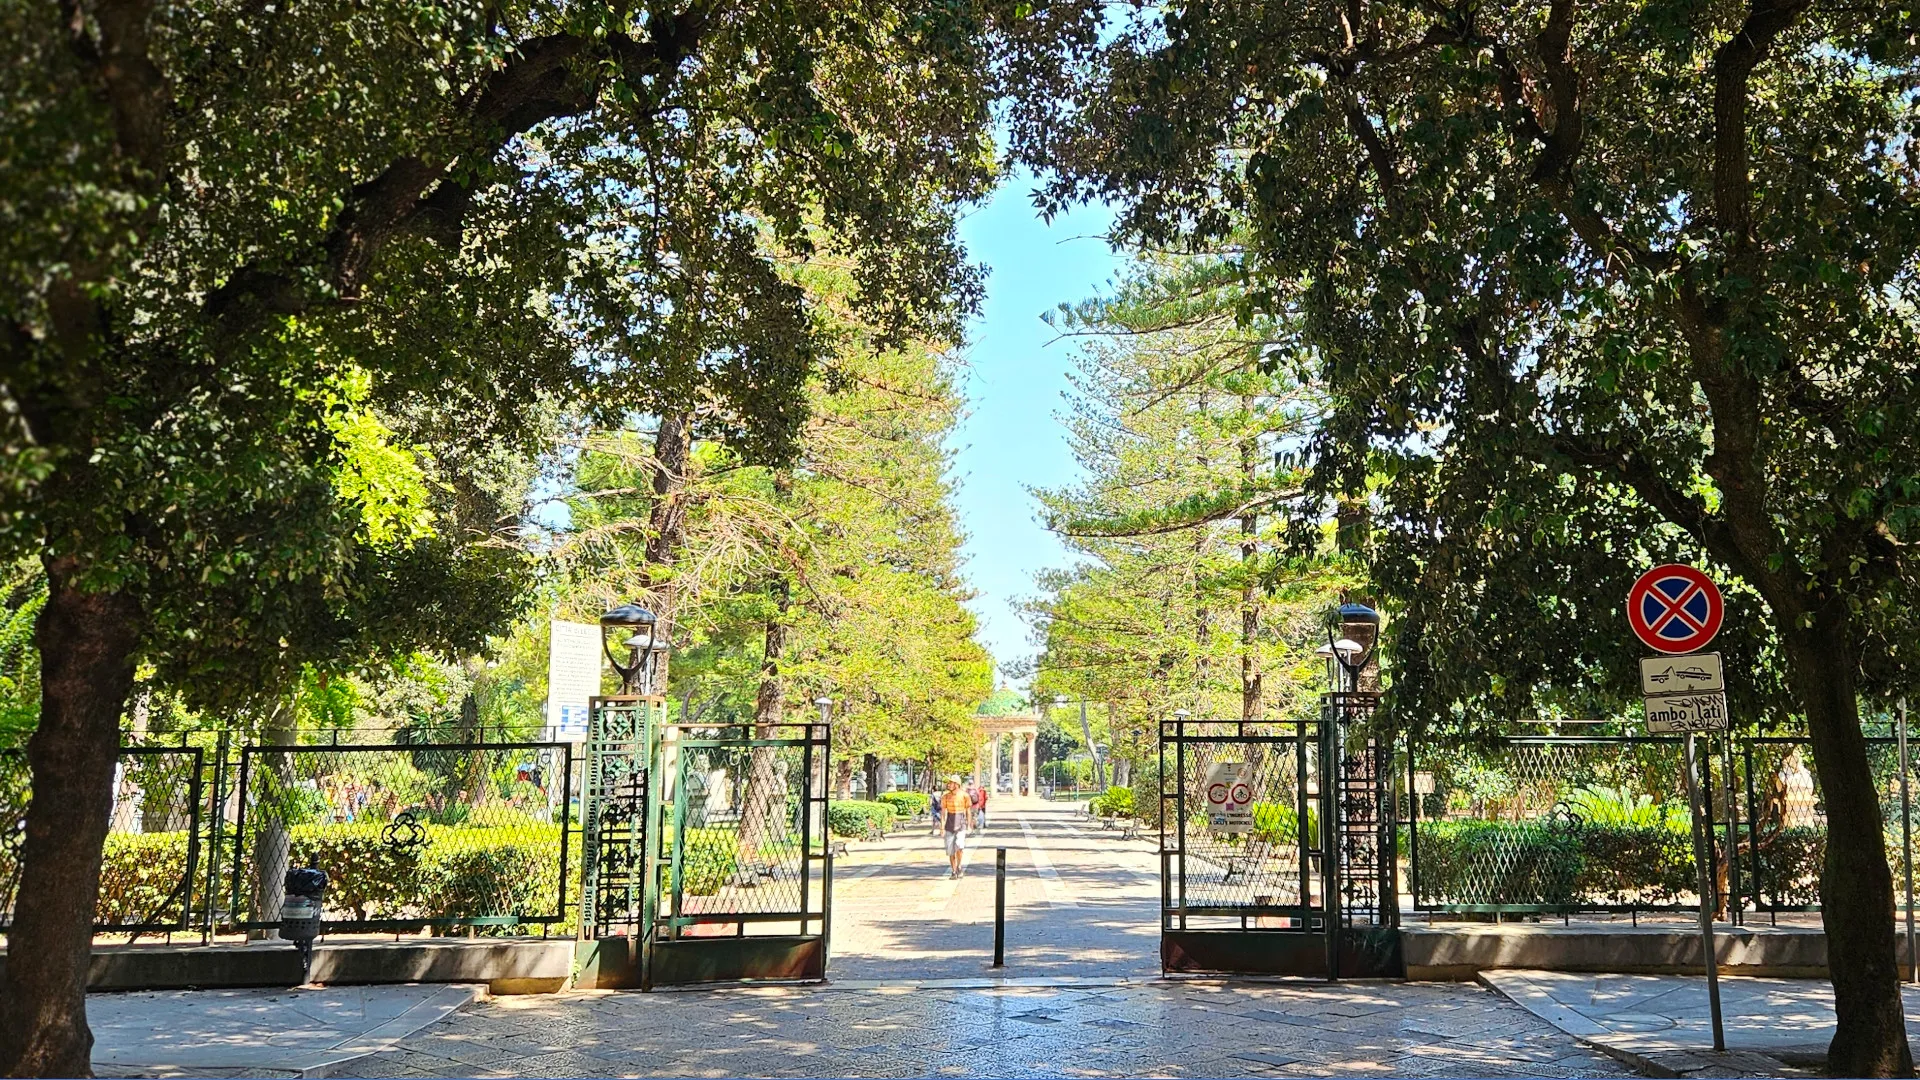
top-left (989, 737), bottom-right (1002, 793)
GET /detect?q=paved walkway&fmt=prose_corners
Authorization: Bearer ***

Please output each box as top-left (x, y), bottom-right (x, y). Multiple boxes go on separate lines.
top-left (344, 980), bottom-right (1632, 1078)
top-left (90, 983), bottom-right (480, 1078)
top-left (1484, 969), bottom-right (1920, 1077)
top-left (825, 798), bottom-right (1161, 981)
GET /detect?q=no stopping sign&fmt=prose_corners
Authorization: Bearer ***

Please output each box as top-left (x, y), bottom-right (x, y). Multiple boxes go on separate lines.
top-left (1627, 564), bottom-right (1724, 655)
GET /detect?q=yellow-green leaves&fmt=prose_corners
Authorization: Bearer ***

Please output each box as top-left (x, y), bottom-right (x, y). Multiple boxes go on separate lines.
top-left (324, 369), bottom-right (436, 548)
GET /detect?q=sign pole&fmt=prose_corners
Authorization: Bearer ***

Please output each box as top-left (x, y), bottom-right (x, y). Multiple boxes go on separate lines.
top-left (1683, 734), bottom-right (1726, 1052)
top-left (1900, 698), bottom-right (1915, 983)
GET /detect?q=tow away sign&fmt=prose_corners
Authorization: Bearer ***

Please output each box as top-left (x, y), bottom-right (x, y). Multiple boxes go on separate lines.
top-left (1645, 692), bottom-right (1730, 734)
top-left (1203, 762), bottom-right (1254, 834)
top-left (1640, 652), bottom-right (1724, 696)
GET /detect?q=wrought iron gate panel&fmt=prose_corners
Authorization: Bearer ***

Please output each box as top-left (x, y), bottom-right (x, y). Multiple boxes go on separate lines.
top-left (1160, 707), bottom-right (1401, 978)
top-left (581, 696), bottom-right (656, 939)
top-left (1328, 693), bottom-right (1397, 929)
top-left (647, 720), bottom-right (830, 985)
top-left (1159, 719), bottom-right (1319, 925)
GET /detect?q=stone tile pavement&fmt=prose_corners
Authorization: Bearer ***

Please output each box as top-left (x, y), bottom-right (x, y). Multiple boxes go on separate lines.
top-left (1483, 969), bottom-right (1920, 1077)
top-left (90, 983), bottom-right (481, 1078)
top-left (824, 800), bottom-right (1163, 982)
top-left (338, 980), bottom-right (1635, 1078)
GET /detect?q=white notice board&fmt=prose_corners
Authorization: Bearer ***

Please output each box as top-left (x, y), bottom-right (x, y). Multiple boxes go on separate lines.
top-left (546, 620), bottom-right (601, 741)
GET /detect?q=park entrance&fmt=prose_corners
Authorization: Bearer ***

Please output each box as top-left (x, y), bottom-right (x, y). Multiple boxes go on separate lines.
top-left (1158, 696), bottom-right (1400, 978)
top-left (580, 695), bottom-right (831, 988)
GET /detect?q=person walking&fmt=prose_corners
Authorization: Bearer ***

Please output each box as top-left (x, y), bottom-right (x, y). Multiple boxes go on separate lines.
top-left (972, 778), bottom-right (989, 831)
top-left (939, 776), bottom-right (970, 878)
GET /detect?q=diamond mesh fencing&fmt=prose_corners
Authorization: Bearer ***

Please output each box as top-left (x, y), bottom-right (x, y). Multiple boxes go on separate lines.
top-left (1740, 736), bottom-right (1920, 918)
top-left (1161, 720), bottom-right (1319, 929)
top-left (660, 723), bottom-right (826, 937)
top-left (1408, 738), bottom-right (1712, 914)
top-left (232, 741), bottom-right (573, 932)
top-left (1, 745), bottom-right (205, 932)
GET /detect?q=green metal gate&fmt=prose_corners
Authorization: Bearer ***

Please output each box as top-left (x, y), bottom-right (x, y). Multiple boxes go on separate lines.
top-left (576, 701), bottom-right (831, 988)
top-left (1159, 701), bottom-right (1401, 978)
top-left (649, 720), bottom-right (831, 985)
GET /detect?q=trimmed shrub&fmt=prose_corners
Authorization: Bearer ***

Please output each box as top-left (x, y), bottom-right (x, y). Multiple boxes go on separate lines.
top-left (875, 791), bottom-right (930, 817)
top-left (1090, 785), bottom-right (1135, 818)
top-left (1410, 818), bottom-right (1722, 908)
top-left (1251, 801), bottom-right (1318, 846)
top-left (97, 831), bottom-right (193, 925)
top-left (679, 827), bottom-right (741, 896)
top-left (827, 800), bottom-right (897, 837)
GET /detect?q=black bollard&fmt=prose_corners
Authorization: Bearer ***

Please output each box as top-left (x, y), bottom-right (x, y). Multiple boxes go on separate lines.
top-left (993, 847), bottom-right (1006, 967)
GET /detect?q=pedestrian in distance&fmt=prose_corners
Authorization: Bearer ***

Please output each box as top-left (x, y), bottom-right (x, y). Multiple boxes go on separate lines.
top-left (929, 783), bottom-right (944, 835)
top-left (939, 776), bottom-right (970, 878)
top-left (972, 778), bottom-right (989, 831)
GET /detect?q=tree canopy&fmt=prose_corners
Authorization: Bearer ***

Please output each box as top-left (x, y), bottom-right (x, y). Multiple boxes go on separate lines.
top-left (1010, 1), bottom-right (1920, 1070)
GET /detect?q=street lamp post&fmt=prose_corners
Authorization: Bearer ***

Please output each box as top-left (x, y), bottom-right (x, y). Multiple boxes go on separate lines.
top-left (599, 602), bottom-right (659, 695)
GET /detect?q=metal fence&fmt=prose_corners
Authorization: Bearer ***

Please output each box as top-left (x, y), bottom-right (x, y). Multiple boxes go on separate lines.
top-left (2, 730), bottom-right (578, 939)
top-left (232, 740), bottom-right (575, 933)
top-left (2, 744), bottom-right (207, 934)
top-left (1407, 734), bottom-right (1920, 922)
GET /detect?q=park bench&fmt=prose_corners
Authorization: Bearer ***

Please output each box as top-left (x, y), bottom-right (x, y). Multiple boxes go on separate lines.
top-left (828, 839), bottom-right (850, 858)
top-left (1221, 838), bottom-right (1272, 881)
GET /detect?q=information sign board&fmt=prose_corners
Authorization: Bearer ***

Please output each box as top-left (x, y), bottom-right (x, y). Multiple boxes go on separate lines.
top-left (1203, 762), bottom-right (1254, 834)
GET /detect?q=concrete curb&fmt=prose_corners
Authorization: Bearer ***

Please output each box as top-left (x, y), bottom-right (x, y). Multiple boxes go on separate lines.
top-left (1475, 971), bottom-right (1811, 1078)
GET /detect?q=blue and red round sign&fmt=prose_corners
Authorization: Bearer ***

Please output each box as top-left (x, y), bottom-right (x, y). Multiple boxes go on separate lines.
top-left (1627, 564), bottom-right (1723, 654)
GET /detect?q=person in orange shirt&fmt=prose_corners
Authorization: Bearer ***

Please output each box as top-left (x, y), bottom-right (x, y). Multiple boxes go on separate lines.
top-left (939, 776), bottom-right (971, 878)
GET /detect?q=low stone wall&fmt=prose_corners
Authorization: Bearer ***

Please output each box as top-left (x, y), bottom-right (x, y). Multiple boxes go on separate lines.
top-left (0, 938), bottom-right (576, 996)
top-left (1401, 924), bottom-right (1906, 980)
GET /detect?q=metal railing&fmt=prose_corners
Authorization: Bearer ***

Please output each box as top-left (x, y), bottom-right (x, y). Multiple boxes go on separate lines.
top-left (1407, 734), bottom-right (1920, 922)
top-left (2, 730), bottom-right (579, 939)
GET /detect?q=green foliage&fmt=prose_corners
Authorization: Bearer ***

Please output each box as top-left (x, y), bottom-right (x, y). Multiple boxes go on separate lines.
top-left (826, 800), bottom-right (898, 837)
top-left (95, 831), bottom-right (194, 926)
top-left (1250, 801), bottom-right (1318, 846)
top-left (563, 257), bottom-right (992, 771)
top-left (1411, 820), bottom-right (1702, 909)
top-left (1089, 785), bottom-right (1135, 818)
top-left (1564, 786), bottom-right (1675, 830)
top-left (1030, 251), bottom-right (1360, 771)
top-left (0, 562), bottom-right (44, 744)
top-left (875, 791), bottom-right (930, 817)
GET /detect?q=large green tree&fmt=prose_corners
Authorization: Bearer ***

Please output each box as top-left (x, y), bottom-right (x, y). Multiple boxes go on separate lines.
top-left (1030, 252), bottom-right (1356, 773)
top-left (1013, 1), bottom-right (1920, 1070)
top-left (0, 1), bottom-right (1016, 1071)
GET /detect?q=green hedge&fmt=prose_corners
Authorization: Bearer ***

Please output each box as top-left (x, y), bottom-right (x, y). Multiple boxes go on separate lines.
top-left (1251, 801), bottom-right (1318, 846)
top-left (1090, 786), bottom-right (1135, 818)
top-left (826, 800), bottom-right (897, 837)
top-left (875, 791), bottom-right (930, 817)
top-left (1412, 819), bottom-right (1714, 908)
top-left (97, 830), bottom-right (194, 925)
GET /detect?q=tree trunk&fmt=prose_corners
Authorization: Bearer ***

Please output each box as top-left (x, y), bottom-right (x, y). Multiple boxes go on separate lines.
top-left (737, 579), bottom-right (789, 873)
top-left (641, 413), bottom-right (693, 692)
top-left (0, 558), bottom-right (142, 1078)
top-left (862, 753), bottom-right (881, 799)
top-left (1782, 607), bottom-right (1913, 1076)
top-left (248, 701), bottom-right (297, 941)
top-left (833, 758), bottom-right (854, 801)
top-left (1239, 400), bottom-right (1261, 725)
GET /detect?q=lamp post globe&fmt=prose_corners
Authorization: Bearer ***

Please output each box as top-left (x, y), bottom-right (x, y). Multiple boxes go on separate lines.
top-left (1325, 602), bottom-right (1382, 693)
top-left (599, 602), bottom-right (658, 695)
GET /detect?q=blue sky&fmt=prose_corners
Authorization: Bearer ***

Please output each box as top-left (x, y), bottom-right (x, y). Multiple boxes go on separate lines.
top-left (949, 175), bottom-right (1125, 685)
